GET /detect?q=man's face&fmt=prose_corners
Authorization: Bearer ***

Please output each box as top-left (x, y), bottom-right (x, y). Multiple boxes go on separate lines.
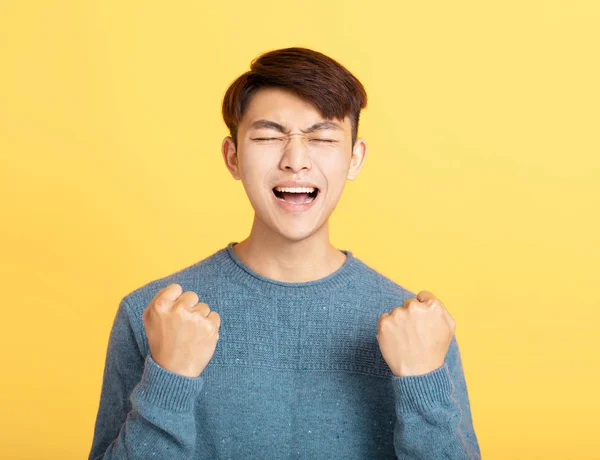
top-left (222, 87), bottom-right (367, 243)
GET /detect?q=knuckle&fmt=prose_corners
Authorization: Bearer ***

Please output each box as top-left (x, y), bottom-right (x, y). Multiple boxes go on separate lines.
top-left (186, 291), bottom-right (199, 304)
top-left (191, 312), bottom-right (204, 325)
top-left (404, 298), bottom-right (419, 309)
top-left (208, 311), bottom-right (221, 331)
top-left (197, 302), bottom-right (210, 314)
top-left (429, 300), bottom-right (441, 312)
top-left (166, 283), bottom-right (182, 296)
top-left (202, 318), bottom-right (215, 333)
top-left (431, 299), bottom-right (443, 309)
top-left (378, 315), bottom-right (393, 330)
top-left (154, 298), bottom-right (169, 311)
top-left (390, 307), bottom-right (404, 318)
top-left (174, 302), bottom-right (190, 315)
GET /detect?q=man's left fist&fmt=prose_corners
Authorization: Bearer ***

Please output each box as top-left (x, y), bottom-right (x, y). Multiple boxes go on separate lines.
top-left (376, 290), bottom-right (456, 377)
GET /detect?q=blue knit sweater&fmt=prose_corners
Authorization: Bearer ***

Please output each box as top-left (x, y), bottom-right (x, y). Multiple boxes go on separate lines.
top-left (89, 243), bottom-right (480, 459)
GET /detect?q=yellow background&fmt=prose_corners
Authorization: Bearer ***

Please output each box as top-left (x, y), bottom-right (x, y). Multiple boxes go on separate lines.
top-left (1, 1), bottom-right (599, 458)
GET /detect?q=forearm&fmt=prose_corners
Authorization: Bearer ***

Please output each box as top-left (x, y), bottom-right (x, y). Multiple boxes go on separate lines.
top-left (89, 355), bottom-right (204, 459)
top-left (392, 338), bottom-right (480, 459)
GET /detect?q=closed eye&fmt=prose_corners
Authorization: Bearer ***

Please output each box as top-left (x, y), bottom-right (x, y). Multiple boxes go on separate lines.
top-left (252, 137), bottom-right (337, 143)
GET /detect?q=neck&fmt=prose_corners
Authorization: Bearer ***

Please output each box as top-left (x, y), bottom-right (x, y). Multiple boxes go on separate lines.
top-left (232, 215), bottom-right (347, 283)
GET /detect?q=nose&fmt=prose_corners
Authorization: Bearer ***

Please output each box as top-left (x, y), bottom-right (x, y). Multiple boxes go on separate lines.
top-left (279, 135), bottom-right (311, 173)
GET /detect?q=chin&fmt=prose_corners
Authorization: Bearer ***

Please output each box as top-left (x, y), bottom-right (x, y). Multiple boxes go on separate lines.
top-left (252, 202), bottom-right (331, 243)
top-left (274, 227), bottom-right (318, 243)
top-left (274, 216), bottom-right (332, 242)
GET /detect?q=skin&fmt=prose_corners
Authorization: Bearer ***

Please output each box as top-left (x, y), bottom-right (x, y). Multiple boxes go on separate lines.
top-left (142, 86), bottom-right (455, 378)
top-left (143, 284), bottom-right (220, 378)
top-left (377, 290), bottom-right (456, 376)
top-left (220, 86), bottom-right (367, 282)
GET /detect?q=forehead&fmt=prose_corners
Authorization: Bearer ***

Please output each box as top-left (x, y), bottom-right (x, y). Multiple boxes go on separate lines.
top-left (240, 87), bottom-right (351, 132)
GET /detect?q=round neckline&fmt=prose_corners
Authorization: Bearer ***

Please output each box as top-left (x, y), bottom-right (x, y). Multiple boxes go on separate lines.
top-left (223, 242), bottom-right (359, 292)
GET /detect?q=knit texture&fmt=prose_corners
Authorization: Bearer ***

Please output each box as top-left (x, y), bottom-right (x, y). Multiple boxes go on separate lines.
top-left (88, 243), bottom-right (481, 459)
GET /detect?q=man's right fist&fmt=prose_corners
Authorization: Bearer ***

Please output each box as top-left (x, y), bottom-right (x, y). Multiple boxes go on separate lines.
top-left (142, 283), bottom-right (221, 378)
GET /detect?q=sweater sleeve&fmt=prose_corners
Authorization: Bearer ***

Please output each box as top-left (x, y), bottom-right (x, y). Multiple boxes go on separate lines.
top-left (88, 298), bottom-right (205, 460)
top-left (391, 334), bottom-right (481, 459)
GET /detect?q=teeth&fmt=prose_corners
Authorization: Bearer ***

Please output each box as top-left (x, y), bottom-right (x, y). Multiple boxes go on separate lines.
top-left (274, 186), bottom-right (316, 193)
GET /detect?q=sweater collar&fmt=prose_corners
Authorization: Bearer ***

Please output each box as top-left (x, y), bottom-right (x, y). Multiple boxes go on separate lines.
top-left (221, 242), bottom-right (362, 295)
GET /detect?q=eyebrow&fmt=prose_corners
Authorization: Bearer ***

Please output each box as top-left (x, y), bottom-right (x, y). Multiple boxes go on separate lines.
top-left (248, 119), bottom-right (343, 133)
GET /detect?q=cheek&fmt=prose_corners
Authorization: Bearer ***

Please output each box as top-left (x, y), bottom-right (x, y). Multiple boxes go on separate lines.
top-left (316, 155), bottom-right (351, 187)
top-left (238, 148), bottom-right (264, 175)
top-left (238, 153), bottom-right (273, 197)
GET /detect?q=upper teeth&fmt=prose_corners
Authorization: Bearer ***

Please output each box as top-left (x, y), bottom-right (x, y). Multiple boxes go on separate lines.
top-left (274, 186), bottom-right (315, 193)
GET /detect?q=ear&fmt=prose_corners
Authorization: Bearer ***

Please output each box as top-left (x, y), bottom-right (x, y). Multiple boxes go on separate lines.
top-left (221, 136), bottom-right (240, 180)
top-left (347, 138), bottom-right (368, 180)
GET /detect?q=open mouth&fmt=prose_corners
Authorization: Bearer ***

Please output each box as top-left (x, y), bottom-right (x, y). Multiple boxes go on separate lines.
top-left (272, 187), bottom-right (320, 204)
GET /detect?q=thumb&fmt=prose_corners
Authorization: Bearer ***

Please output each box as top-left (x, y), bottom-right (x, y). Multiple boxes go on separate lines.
top-left (416, 290), bottom-right (436, 303)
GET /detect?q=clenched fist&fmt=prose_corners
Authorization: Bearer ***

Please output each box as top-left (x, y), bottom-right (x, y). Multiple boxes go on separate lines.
top-left (142, 283), bottom-right (221, 378)
top-left (376, 290), bottom-right (456, 377)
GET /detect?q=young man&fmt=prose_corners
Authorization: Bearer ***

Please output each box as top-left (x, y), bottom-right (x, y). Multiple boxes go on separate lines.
top-left (89, 47), bottom-right (481, 459)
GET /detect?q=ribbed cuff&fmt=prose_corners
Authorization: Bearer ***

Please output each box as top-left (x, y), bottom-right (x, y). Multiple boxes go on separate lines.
top-left (131, 354), bottom-right (205, 412)
top-left (392, 363), bottom-right (454, 413)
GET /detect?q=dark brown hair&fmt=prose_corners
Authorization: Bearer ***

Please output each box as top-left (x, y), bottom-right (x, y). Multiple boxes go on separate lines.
top-left (222, 47), bottom-right (368, 149)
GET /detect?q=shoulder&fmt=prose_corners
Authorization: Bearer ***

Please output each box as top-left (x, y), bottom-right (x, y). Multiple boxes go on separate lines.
top-left (121, 247), bottom-right (227, 317)
top-left (116, 247), bottom-right (228, 356)
top-left (350, 255), bottom-right (417, 310)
